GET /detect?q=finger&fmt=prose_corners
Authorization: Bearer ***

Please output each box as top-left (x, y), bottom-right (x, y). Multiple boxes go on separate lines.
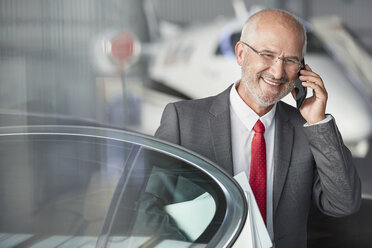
top-left (299, 69), bottom-right (319, 77)
top-left (299, 71), bottom-right (321, 83)
top-left (299, 75), bottom-right (325, 88)
top-left (302, 81), bottom-right (328, 99)
top-left (303, 82), bottom-right (325, 95)
top-left (305, 64), bottom-right (312, 72)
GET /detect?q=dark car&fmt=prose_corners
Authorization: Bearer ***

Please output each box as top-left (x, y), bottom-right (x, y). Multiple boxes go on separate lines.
top-left (0, 124), bottom-right (251, 247)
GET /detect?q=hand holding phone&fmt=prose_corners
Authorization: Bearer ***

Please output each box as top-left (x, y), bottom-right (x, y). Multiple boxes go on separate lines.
top-left (294, 59), bottom-right (306, 109)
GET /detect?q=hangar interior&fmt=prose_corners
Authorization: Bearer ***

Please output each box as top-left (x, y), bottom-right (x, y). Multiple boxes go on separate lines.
top-left (0, 0), bottom-right (372, 247)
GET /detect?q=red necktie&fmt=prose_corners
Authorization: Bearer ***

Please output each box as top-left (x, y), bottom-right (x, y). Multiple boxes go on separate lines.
top-left (249, 120), bottom-right (267, 224)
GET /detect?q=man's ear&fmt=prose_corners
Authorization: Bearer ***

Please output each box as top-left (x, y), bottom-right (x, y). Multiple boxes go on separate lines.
top-left (235, 42), bottom-right (245, 66)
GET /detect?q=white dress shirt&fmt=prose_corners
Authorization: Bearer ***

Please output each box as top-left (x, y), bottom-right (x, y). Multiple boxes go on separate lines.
top-left (229, 82), bottom-right (333, 242)
top-left (229, 83), bottom-right (276, 240)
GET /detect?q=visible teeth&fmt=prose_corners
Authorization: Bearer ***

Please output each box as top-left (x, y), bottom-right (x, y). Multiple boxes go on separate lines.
top-left (263, 78), bottom-right (280, 86)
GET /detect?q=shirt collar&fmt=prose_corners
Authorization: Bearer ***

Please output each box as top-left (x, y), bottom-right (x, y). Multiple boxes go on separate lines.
top-left (230, 82), bottom-right (277, 131)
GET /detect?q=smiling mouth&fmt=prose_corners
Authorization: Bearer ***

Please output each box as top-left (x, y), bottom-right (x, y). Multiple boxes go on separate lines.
top-left (262, 77), bottom-right (281, 86)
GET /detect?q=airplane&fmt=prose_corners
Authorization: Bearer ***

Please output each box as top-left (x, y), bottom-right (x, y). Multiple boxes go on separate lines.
top-left (137, 4), bottom-right (372, 158)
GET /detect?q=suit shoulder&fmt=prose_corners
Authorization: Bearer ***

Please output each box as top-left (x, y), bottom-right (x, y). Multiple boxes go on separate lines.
top-left (171, 85), bottom-right (232, 113)
top-left (172, 95), bottom-right (216, 110)
top-left (277, 101), bottom-right (306, 126)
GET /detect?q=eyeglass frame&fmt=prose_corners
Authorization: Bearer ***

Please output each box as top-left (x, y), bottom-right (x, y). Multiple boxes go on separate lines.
top-left (239, 41), bottom-right (303, 73)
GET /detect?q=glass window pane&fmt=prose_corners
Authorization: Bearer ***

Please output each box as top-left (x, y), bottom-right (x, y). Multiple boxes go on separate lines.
top-left (0, 134), bottom-right (132, 245)
top-left (103, 148), bottom-right (224, 247)
top-left (0, 127), bottom-right (246, 247)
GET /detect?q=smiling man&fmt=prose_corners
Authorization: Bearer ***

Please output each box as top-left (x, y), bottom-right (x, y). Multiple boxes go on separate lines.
top-left (154, 9), bottom-right (361, 247)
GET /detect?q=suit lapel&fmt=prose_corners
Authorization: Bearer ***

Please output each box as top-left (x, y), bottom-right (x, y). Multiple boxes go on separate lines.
top-left (209, 86), bottom-right (234, 175)
top-left (207, 88), bottom-right (295, 212)
top-left (273, 103), bottom-right (294, 214)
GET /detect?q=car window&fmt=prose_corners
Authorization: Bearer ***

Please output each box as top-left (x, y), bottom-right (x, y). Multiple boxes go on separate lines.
top-left (0, 126), bottom-right (246, 247)
top-left (0, 133), bottom-right (130, 247)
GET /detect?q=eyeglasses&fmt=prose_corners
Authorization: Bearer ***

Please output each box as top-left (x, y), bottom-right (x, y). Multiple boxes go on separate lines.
top-left (240, 41), bottom-right (303, 73)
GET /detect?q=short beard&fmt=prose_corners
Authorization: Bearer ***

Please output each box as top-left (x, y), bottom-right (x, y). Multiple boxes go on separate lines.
top-left (241, 63), bottom-right (294, 107)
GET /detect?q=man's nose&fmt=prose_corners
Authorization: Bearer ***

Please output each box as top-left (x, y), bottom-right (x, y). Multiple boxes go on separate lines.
top-left (269, 57), bottom-right (285, 79)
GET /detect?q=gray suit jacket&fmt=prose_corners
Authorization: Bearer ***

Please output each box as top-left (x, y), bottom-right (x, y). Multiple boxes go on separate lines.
top-left (155, 85), bottom-right (361, 248)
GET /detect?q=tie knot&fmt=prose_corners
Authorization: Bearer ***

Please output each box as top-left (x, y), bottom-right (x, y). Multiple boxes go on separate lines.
top-left (253, 120), bottom-right (265, 133)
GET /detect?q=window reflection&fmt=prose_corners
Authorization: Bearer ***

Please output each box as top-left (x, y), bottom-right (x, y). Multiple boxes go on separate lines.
top-left (0, 133), bottom-right (226, 247)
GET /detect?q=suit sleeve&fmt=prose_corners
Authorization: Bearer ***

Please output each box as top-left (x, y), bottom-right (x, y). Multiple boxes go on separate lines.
top-left (304, 118), bottom-right (362, 217)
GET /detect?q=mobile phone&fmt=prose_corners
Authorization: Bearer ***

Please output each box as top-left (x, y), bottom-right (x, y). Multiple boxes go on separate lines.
top-left (294, 59), bottom-right (306, 109)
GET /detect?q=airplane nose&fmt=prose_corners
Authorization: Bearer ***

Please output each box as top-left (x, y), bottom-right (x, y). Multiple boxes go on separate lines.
top-left (333, 97), bottom-right (372, 143)
top-left (334, 98), bottom-right (372, 158)
top-left (322, 70), bottom-right (372, 143)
